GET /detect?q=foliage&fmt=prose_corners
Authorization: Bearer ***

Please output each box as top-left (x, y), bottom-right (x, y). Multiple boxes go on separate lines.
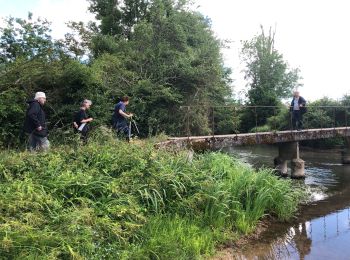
top-left (251, 96), bottom-right (350, 148)
top-left (240, 26), bottom-right (302, 131)
top-left (0, 1), bottom-right (233, 148)
top-left (0, 135), bottom-right (304, 259)
top-left (88, 0), bottom-right (151, 38)
top-left (0, 13), bottom-right (56, 63)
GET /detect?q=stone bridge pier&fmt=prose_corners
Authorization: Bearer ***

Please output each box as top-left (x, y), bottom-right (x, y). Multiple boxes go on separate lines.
top-left (342, 137), bottom-right (350, 164)
top-left (274, 142), bottom-right (305, 179)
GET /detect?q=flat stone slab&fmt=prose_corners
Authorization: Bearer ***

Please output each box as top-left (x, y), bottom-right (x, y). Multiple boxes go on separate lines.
top-left (157, 127), bottom-right (350, 150)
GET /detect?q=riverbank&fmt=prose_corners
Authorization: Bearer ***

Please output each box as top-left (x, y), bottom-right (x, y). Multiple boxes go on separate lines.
top-left (222, 144), bottom-right (350, 259)
top-left (0, 136), bottom-right (305, 259)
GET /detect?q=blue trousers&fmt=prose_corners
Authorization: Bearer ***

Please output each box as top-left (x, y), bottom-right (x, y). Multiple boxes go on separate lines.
top-left (114, 121), bottom-right (130, 137)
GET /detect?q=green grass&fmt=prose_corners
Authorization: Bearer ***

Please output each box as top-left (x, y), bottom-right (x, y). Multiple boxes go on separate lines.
top-left (0, 134), bottom-right (304, 259)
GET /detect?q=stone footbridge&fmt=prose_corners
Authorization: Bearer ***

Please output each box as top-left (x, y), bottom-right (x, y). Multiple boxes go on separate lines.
top-left (157, 127), bottom-right (350, 178)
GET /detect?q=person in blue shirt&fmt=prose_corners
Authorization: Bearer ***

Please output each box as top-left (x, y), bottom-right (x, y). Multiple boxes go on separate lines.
top-left (112, 96), bottom-right (133, 138)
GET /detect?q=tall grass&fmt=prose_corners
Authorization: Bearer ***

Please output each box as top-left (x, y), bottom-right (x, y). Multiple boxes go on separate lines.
top-left (0, 135), bottom-right (304, 259)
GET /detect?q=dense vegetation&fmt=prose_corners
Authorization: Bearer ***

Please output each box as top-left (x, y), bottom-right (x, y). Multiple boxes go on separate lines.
top-left (0, 1), bottom-right (337, 258)
top-left (1, 0), bottom-right (348, 148)
top-left (0, 0), bottom-right (233, 148)
top-left (0, 133), bottom-right (304, 259)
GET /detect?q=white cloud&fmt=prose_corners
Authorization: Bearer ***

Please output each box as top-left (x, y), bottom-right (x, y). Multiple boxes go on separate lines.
top-left (32, 0), bottom-right (96, 39)
top-left (195, 0), bottom-right (350, 100)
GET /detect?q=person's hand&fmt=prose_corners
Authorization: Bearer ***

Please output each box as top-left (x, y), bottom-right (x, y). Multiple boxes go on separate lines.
top-left (128, 113), bottom-right (134, 118)
top-left (36, 126), bottom-right (43, 131)
top-left (88, 118), bottom-right (94, 122)
top-left (73, 122), bottom-right (78, 129)
top-left (299, 104), bottom-right (303, 107)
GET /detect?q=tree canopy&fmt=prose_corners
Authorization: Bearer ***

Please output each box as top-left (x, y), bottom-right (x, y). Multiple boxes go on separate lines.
top-left (0, 1), bottom-right (232, 147)
top-left (240, 26), bottom-right (302, 131)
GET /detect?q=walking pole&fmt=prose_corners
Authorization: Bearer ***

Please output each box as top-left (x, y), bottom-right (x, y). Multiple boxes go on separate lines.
top-left (132, 120), bottom-right (140, 135)
top-left (128, 120), bottom-right (132, 141)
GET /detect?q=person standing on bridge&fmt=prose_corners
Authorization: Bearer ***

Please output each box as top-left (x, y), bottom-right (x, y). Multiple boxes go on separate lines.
top-left (290, 91), bottom-right (307, 130)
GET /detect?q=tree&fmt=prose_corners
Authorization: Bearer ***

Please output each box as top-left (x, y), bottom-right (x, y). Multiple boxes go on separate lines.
top-left (240, 26), bottom-right (302, 131)
top-left (88, 0), bottom-right (151, 38)
top-left (0, 13), bottom-right (57, 63)
top-left (86, 0), bottom-right (233, 136)
top-left (0, 1), bottom-right (234, 147)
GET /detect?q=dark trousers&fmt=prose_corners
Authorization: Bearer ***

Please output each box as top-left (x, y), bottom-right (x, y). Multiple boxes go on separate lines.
top-left (113, 120), bottom-right (130, 138)
top-left (80, 129), bottom-right (89, 144)
top-left (292, 110), bottom-right (303, 129)
top-left (75, 125), bottom-right (89, 144)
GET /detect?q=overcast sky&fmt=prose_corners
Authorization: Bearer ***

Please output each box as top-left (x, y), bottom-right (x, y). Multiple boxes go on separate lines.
top-left (1, 0), bottom-right (349, 100)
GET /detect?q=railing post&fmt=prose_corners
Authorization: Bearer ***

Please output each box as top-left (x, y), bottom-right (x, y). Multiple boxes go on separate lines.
top-left (346, 107), bottom-right (348, 128)
top-left (211, 106), bottom-right (215, 138)
top-left (187, 106), bottom-right (190, 138)
top-left (273, 107), bottom-right (276, 131)
top-left (290, 107), bottom-right (293, 132)
top-left (305, 106), bottom-right (308, 132)
top-left (333, 107), bottom-right (336, 130)
top-left (233, 106), bottom-right (238, 136)
top-left (254, 107), bottom-right (258, 134)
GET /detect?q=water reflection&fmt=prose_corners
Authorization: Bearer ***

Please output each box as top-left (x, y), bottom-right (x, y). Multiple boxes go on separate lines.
top-left (236, 208), bottom-right (350, 260)
top-left (226, 145), bottom-right (350, 260)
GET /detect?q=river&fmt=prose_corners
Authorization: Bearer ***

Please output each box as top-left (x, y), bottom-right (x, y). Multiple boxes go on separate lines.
top-left (225, 145), bottom-right (350, 260)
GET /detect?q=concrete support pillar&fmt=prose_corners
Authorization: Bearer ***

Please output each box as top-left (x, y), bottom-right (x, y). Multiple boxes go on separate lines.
top-left (291, 158), bottom-right (305, 179)
top-left (342, 137), bottom-right (350, 165)
top-left (291, 142), bottom-right (305, 179)
top-left (275, 142), bottom-right (305, 179)
top-left (274, 157), bottom-right (288, 177)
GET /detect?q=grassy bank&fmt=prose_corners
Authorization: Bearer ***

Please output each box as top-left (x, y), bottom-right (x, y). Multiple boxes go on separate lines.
top-left (0, 135), bottom-right (304, 259)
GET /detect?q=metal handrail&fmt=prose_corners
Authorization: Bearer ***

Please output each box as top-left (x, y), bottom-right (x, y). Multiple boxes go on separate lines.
top-left (181, 105), bottom-right (350, 137)
top-left (180, 105), bottom-right (350, 109)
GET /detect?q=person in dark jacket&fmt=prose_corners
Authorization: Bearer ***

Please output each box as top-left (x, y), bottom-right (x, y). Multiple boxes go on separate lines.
top-left (112, 96), bottom-right (133, 139)
top-left (23, 92), bottom-right (50, 151)
top-left (290, 91), bottom-right (307, 130)
top-left (73, 99), bottom-right (93, 143)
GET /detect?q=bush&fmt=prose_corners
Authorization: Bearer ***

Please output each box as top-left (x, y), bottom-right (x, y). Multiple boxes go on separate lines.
top-left (0, 137), bottom-right (304, 259)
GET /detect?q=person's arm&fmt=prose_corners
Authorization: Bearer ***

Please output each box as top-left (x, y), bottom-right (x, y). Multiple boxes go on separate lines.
top-left (27, 102), bottom-right (42, 130)
top-left (81, 118), bottom-right (93, 123)
top-left (119, 109), bottom-right (133, 119)
top-left (300, 97), bottom-right (306, 107)
top-left (76, 110), bottom-right (93, 124)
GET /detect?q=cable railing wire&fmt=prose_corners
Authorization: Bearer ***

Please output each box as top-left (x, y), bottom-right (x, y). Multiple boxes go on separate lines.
top-left (180, 105), bottom-right (350, 137)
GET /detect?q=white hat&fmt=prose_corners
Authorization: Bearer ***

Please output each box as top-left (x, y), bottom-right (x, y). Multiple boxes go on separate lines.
top-left (34, 92), bottom-right (46, 100)
top-left (83, 99), bottom-right (92, 105)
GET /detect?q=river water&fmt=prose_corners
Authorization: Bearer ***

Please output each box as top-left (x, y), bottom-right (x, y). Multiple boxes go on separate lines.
top-left (225, 145), bottom-right (350, 260)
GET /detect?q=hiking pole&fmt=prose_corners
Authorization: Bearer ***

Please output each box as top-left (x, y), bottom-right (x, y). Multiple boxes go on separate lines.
top-left (132, 119), bottom-right (140, 135)
top-left (128, 120), bottom-right (132, 141)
